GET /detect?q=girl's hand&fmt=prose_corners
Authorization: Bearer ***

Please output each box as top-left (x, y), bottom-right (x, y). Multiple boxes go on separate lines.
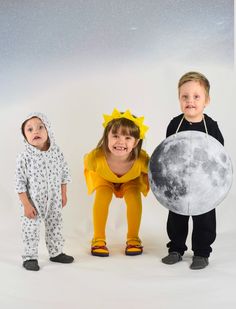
top-left (24, 204), bottom-right (37, 219)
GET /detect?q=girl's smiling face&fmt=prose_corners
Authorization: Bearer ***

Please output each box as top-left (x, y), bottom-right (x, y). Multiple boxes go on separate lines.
top-left (179, 81), bottom-right (210, 122)
top-left (107, 127), bottom-right (138, 159)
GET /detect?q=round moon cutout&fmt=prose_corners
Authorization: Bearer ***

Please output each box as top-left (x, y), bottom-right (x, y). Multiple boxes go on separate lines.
top-left (148, 131), bottom-right (233, 215)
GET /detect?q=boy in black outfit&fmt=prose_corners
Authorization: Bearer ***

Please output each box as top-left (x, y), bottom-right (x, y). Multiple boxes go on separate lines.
top-left (162, 71), bottom-right (224, 270)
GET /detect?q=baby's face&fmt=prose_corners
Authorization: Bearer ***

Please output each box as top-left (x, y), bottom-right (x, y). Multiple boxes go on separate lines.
top-left (24, 117), bottom-right (49, 151)
top-left (179, 81), bottom-right (209, 122)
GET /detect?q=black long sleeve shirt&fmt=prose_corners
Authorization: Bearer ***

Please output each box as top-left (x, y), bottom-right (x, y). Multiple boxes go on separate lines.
top-left (166, 113), bottom-right (224, 146)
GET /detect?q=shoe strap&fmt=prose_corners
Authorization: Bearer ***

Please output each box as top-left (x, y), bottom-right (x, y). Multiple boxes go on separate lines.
top-left (126, 244), bottom-right (143, 249)
top-left (91, 245), bottom-right (108, 251)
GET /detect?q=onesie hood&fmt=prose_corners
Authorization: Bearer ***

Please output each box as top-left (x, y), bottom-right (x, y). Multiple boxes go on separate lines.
top-left (21, 112), bottom-right (55, 154)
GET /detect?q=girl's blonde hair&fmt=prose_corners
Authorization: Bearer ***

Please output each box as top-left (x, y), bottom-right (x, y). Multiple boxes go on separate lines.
top-left (97, 117), bottom-right (142, 161)
top-left (178, 71), bottom-right (210, 97)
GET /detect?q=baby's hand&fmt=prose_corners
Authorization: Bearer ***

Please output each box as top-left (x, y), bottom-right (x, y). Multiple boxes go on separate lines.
top-left (24, 204), bottom-right (37, 219)
top-left (61, 184), bottom-right (67, 208)
top-left (62, 194), bottom-right (67, 208)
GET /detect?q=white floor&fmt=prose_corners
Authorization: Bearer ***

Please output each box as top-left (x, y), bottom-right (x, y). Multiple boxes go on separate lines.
top-left (1, 206), bottom-right (236, 309)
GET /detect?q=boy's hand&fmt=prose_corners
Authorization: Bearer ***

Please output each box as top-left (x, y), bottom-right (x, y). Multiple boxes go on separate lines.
top-left (24, 204), bottom-right (37, 219)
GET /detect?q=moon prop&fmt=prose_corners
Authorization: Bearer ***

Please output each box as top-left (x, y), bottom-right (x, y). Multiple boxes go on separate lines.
top-left (148, 131), bottom-right (233, 215)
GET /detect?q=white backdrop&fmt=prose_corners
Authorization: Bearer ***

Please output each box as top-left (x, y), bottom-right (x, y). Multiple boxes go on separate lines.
top-left (2, 63), bottom-right (235, 237)
top-left (0, 63), bottom-right (235, 309)
top-left (0, 1), bottom-right (235, 308)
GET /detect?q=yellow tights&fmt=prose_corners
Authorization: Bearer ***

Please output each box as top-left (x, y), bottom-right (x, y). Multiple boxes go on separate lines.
top-left (93, 186), bottom-right (142, 240)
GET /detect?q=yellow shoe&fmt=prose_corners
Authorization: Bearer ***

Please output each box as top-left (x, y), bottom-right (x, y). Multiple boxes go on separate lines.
top-left (91, 238), bottom-right (109, 257)
top-left (125, 237), bottom-right (143, 256)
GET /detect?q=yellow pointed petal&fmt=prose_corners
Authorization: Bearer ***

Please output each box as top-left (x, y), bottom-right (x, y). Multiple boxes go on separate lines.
top-left (102, 108), bottom-right (149, 139)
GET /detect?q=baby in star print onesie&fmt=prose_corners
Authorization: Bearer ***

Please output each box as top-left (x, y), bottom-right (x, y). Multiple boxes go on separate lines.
top-left (15, 112), bottom-right (74, 271)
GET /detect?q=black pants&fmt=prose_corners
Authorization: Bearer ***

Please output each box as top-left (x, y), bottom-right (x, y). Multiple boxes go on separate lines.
top-left (166, 209), bottom-right (216, 257)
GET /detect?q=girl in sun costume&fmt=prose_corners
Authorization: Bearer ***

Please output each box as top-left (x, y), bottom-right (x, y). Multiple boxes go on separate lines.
top-left (84, 109), bottom-right (149, 256)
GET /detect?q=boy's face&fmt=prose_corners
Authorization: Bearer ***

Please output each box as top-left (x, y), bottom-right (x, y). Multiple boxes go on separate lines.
top-left (24, 117), bottom-right (49, 151)
top-left (179, 81), bottom-right (209, 122)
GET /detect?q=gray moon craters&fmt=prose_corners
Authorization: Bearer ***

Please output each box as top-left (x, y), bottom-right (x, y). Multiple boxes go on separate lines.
top-left (148, 131), bottom-right (233, 215)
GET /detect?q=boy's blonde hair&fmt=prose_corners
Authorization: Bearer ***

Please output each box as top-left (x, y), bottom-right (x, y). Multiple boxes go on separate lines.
top-left (178, 71), bottom-right (210, 97)
top-left (97, 117), bottom-right (142, 161)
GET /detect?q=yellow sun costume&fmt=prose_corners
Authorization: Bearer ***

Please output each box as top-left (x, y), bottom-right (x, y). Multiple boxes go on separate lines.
top-left (84, 147), bottom-right (149, 198)
top-left (84, 109), bottom-right (149, 256)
